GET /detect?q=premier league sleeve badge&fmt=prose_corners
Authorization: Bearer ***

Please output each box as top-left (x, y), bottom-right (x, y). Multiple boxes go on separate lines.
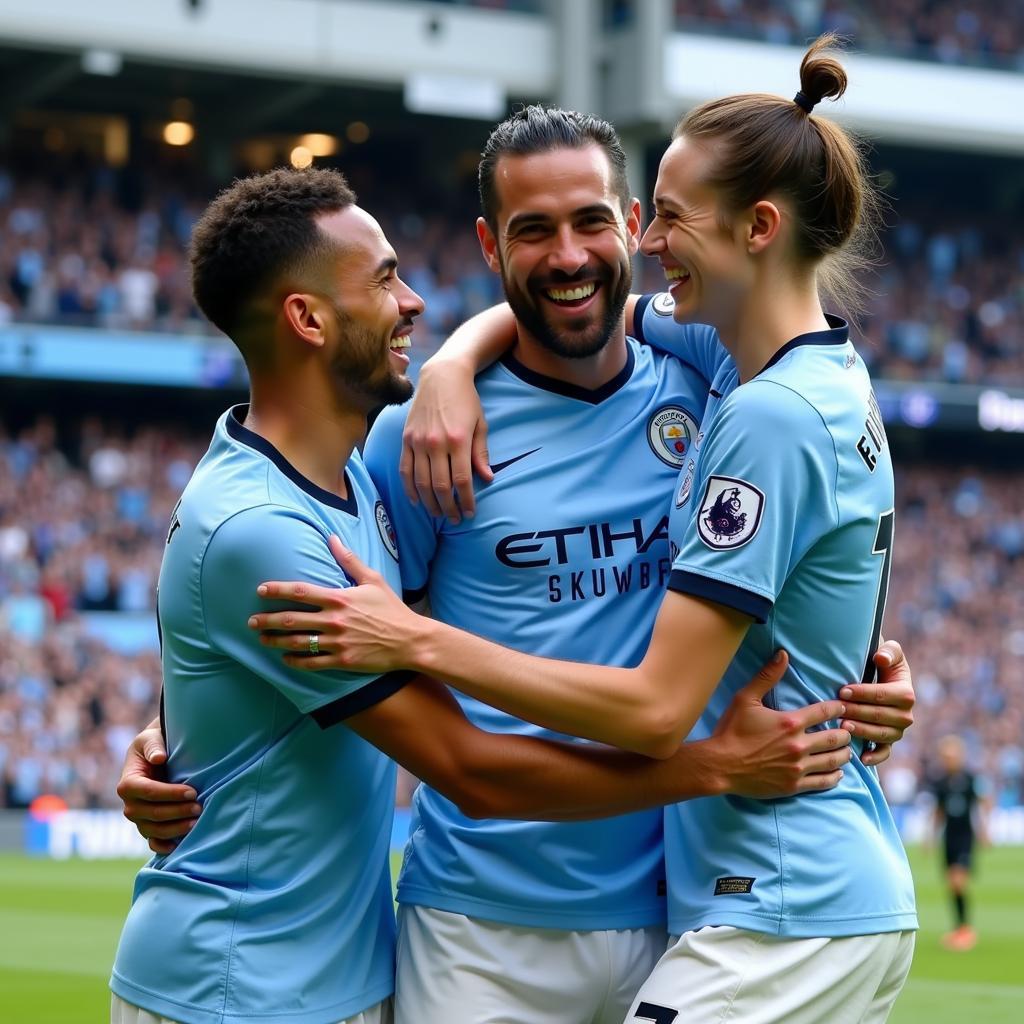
top-left (696, 476), bottom-right (765, 550)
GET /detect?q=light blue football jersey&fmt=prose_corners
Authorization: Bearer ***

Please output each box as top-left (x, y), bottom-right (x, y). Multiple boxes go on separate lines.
top-left (110, 406), bottom-right (410, 1024)
top-left (661, 317), bottom-right (917, 938)
top-left (365, 332), bottom-right (718, 930)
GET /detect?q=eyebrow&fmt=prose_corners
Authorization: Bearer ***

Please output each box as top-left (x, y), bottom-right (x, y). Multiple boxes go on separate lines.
top-left (505, 202), bottom-right (618, 235)
top-left (374, 256), bottom-right (398, 277)
top-left (653, 195), bottom-right (683, 211)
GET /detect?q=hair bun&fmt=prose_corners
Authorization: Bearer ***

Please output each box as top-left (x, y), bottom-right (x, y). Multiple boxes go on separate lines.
top-left (799, 32), bottom-right (848, 109)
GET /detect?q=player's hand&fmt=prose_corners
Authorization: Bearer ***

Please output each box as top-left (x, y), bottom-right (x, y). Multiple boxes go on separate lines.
top-left (116, 723), bottom-right (201, 855)
top-left (712, 650), bottom-right (852, 797)
top-left (251, 536), bottom-right (427, 672)
top-left (838, 639), bottom-right (915, 766)
top-left (399, 356), bottom-right (492, 523)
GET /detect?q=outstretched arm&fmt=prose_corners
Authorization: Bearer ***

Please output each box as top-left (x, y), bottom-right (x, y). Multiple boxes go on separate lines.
top-left (253, 543), bottom-right (919, 762)
top-left (255, 539), bottom-right (747, 759)
top-left (117, 651), bottom-right (851, 847)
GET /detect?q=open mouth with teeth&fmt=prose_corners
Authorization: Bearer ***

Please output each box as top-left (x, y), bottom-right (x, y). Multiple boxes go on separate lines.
top-left (542, 280), bottom-right (600, 308)
top-left (665, 266), bottom-right (691, 286)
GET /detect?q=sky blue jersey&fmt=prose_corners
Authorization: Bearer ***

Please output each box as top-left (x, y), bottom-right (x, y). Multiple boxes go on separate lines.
top-left (365, 331), bottom-right (717, 930)
top-left (661, 318), bottom-right (917, 938)
top-left (111, 406), bottom-right (410, 1024)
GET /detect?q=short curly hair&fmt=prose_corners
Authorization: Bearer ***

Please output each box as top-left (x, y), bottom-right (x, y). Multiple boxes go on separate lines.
top-left (190, 167), bottom-right (357, 338)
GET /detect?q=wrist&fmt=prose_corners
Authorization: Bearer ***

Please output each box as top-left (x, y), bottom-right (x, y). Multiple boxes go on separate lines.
top-left (405, 614), bottom-right (447, 674)
top-left (670, 738), bottom-right (730, 801)
top-left (422, 348), bottom-right (477, 379)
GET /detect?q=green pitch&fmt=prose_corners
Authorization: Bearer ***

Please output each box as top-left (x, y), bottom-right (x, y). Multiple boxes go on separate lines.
top-left (1, 847), bottom-right (1021, 1023)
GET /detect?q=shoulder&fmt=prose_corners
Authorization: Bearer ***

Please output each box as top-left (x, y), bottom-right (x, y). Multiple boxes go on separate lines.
top-left (719, 378), bottom-right (833, 440)
top-left (204, 504), bottom-right (327, 573)
top-left (366, 403), bottom-right (410, 453)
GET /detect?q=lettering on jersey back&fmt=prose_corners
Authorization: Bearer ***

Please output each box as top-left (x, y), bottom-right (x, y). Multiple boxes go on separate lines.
top-left (165, 500), bottom-right (182, 546)
top-left (856, 389), bottom-right (888, 473)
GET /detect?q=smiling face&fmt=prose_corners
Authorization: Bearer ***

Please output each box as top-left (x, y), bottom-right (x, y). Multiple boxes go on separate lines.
top-left (315, 206), bottom-right (423, 407)
top-left (641, 135), bottom-right (753, 333)
top-left (478, 144), bottom-right (639, 360)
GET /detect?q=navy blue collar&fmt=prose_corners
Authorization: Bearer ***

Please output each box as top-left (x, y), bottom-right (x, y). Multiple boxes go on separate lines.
top-left (756, 315), bottom-right (849, 377)
top-left (225, 405), bottom-right (358, 516)
top-left (500, 344), bottom-right (635, 405)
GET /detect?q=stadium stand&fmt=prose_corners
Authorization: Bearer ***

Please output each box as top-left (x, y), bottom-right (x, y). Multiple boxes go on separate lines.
top-left (674, 0), bottom-right (1024, 69)
top-left (2, 162), bottom-right (1022, 385)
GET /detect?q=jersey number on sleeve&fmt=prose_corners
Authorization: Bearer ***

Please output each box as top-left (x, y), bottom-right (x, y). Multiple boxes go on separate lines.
top-left (861, 509), bottom-right (895, 684)
top-left (633, 1003), bottom-right (679, 1024)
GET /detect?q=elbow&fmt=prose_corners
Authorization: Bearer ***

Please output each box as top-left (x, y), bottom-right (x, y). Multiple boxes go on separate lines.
top-left (445, 776), bottom-right (500, 820)
top-left (427, 758), bottom-right (499, 819)
top-left (626, 706), bottom-right (690, 760)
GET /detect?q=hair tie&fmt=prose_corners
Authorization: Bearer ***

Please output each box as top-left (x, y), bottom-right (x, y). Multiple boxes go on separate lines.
top-left (793, 91), bottom-right (817, 114)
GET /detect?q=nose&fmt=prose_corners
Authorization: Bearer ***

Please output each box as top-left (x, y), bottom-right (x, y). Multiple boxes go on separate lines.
top-left (639, 220), bottom-right (664, 257)
top-left (396, 277), bottom-right (424, 319)
top-left (548, 225), bottom-right (588, 276)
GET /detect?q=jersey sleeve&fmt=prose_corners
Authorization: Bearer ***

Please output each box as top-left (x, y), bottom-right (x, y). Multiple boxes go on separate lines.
top-left (669, 382), bottom-right (839, 623)
top-left (364, 404), bottom-right (442, 604)
top-left (201, 505), bottom-right (412, 726)
top-left (632, 293), bottom-right (731, 387)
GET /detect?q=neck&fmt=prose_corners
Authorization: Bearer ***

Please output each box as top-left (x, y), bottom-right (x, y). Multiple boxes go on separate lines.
top-left (724, 271), bottom-right (830, 383)
top-left (511, 320), bottom-right (629, 391)
top-left (244, 373), bottom-right (367, 498)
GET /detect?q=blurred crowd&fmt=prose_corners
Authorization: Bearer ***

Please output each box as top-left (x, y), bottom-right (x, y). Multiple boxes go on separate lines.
top-left (2, 164), bottom-right (1022, 386)
top-left (0, 167), bottom-right (503, 341)
top-left (0, 413), bottom-right (1020, 809)
top-left (0, 416), bottom-right (204, 808)
top-left (882, 466), bottom-right (1024, 811)
top-left (675, 0), bottom-right (1024, 69)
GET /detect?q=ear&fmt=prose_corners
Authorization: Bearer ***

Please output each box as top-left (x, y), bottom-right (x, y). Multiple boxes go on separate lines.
top-left (624, 197), bottom-right (642, 256)
top-left (282, 293), bottom-right (328, 348)
top-left (476, 217), bottom-right (502, 275)
top-left (747, 200), bottom-right (782, 254)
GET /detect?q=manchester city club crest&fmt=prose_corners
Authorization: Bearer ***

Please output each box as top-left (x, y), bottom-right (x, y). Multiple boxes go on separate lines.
top-left (374, 500), bottom-right (399, 561)
top-left (651, 291), bottom-right (675, 317)
top-left (647, 406), bottom-right (699, 467)
top-left (697, 476), bottom-right (765, 550)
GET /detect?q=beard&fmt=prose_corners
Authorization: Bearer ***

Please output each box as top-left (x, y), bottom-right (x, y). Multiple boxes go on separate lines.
top-left (330, 304), bottom-right (414, 409)
top-left (499, 252), bottom-right (632, 360)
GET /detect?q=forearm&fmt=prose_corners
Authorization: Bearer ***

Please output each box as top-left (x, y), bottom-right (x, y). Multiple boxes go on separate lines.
top-left (429, 303), bottom-right (517, 373)
top-left (411, 618), bottom-right (675, 757)
top-left (460, 732), bottom-right (727, 821)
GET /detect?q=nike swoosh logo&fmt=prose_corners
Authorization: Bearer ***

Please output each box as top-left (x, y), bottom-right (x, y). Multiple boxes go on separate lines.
top-left (490, 447), bottom-right (542, 474)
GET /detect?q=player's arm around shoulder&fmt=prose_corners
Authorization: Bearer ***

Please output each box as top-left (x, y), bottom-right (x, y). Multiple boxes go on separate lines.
top-left (343, 649), bottom-right (853, 823)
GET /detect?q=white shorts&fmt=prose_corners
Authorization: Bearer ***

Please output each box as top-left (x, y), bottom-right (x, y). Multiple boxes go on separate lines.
top-left (396, 904), bottom-right (667, 1024)
top-left (624, 925), bottom-right (915, 1024)
top-left (111, 993), bottom-right (393, 1024)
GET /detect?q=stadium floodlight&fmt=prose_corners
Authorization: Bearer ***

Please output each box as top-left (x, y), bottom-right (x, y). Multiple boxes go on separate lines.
top-left (81, 48), bottom-right (122, 76)
top-left (163, 121), bottom-right (195, 146)
top-left (298, 133), bottom-right (338, 157)
top-left (289, 146), bottom-right (314, 169)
